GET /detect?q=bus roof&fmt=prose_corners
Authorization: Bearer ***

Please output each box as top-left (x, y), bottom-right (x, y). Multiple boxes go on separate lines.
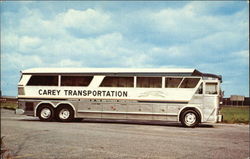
top-left (21, 68), bottom-right (222, 81)
top-left (22, 68), bottom-right (195, 74)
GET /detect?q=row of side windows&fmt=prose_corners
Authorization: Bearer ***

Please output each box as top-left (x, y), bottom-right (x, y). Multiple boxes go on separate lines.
top-left (27, 76), bottom-right (200, 88)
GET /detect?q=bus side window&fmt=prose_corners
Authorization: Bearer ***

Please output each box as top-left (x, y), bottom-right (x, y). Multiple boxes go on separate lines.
top-left (165, 77), bottom-right (182, 88)
top-left (100, 77), bottom-right (134, 87)
top-left (205, 83), bottom-right (218, 94)
top-left (180, 78), bottom-right (200, 88)
top-left (61, 76), bottom-right (93, 86)
top-left (27, 76), bottom-right (58, 86)
top-left (195, 83), bottom-right (203, 94)
top-left (137, 77), bottom-right (162, 88)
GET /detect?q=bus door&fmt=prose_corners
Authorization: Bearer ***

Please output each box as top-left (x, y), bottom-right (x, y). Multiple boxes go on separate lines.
top-left (203, 81), bottom-right (220, 121)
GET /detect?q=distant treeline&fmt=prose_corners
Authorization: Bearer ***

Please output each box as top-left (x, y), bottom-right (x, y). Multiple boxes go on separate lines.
top-left (222, 97), bottom-right (250, 106)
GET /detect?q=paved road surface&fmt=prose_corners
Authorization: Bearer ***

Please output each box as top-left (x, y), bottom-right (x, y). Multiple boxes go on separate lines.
top-left (1, 109), bottom-right (249, 159)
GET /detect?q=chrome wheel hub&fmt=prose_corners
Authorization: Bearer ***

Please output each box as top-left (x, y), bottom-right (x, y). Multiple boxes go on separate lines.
top-left (185, 113), bottom-right (196, 126)
top-left (59, 109), bottom-right (70, 120)
top-left (40, 108), bottom-right (51, 119)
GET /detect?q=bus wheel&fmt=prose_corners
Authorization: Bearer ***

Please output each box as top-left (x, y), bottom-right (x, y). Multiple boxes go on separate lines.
top-left (37, 105), bottom-right (54, 121)
top-left (56, 106), bottom-right (74, 122)
top-left (180, 110), bottom-right (200, 128)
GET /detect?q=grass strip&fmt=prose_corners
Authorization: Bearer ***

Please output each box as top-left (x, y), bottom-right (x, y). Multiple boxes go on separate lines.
top-left (0, 102), bottom-right (17, 110)
top-left (220, 106), bottom-right (249, 124)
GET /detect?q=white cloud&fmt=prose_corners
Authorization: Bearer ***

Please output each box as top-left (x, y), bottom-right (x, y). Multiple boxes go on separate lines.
top-left (120, 54), bottom-right (150, 68)
top-left (231, 50), bottom-right (249, 64)
top-left (16, 8), bottom-right (112, 38)
top-left (2, 33), bottom-right (19, 49)
top-left (2, 53), bottom-right (43, 71)
top-left (145, 2), bottom-right (247, 43)
top-left (57, 59), bottom-right (82, 67)
top-left (57, 8), bottom-right (112, 35)
top-left (148, 7), bottom-right (212, 39)
top-left (18, 8), bottom-right (47, 35)
top-left (19, 36), bottom-right (42, 51)
top-left (150, 46), bottom-right (182, 57)
top-left (2, 34), bottom-right (42, 53)
top-left (234, 50), bottom-right (249, 58)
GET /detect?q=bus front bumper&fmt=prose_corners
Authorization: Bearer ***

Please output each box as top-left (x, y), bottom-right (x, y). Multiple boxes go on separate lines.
top-left (15, 109), bottom-right (24, 115)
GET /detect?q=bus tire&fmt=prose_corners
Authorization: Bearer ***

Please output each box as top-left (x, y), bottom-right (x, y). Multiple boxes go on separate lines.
top-left (37, 104), bottom-right (54, 122)
top-left (56, 105), bottom-right (74, 122)
top-left (180, 109), bottom-right (200, 128)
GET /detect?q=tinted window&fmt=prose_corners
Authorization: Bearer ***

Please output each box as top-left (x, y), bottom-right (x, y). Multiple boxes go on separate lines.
top-left (165, 77), bottom-right (182, 88)
top-left (61, 76), bottom-right (93, 86)
top-left (137, 77), bottom-right (162, 88)
top-left (27, 76), bottom-right (58, 86)
top-left (205, 83), bottom-right (218, 94)
top-left (195, 83), bottom-right (203, 94)
top-left (100, 77), bottom-right (134, 87)
top-left (180, 78), bottom-right (200, 88)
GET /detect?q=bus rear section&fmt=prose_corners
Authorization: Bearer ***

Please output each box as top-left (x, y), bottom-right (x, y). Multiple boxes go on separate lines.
top-left (16, 68), bottom-right (223, 127)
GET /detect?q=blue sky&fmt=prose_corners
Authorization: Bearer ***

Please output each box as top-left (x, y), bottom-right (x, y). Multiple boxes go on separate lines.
top-left (1, 1), bottom-right (249, 97)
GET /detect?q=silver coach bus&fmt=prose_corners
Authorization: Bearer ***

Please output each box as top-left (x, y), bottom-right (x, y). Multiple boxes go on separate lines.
top-left (16, 68), bottom-right (223, 127)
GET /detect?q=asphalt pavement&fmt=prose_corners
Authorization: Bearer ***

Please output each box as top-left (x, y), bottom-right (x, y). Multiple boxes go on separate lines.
top-left (1, 109), bottom-right (249, 159)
